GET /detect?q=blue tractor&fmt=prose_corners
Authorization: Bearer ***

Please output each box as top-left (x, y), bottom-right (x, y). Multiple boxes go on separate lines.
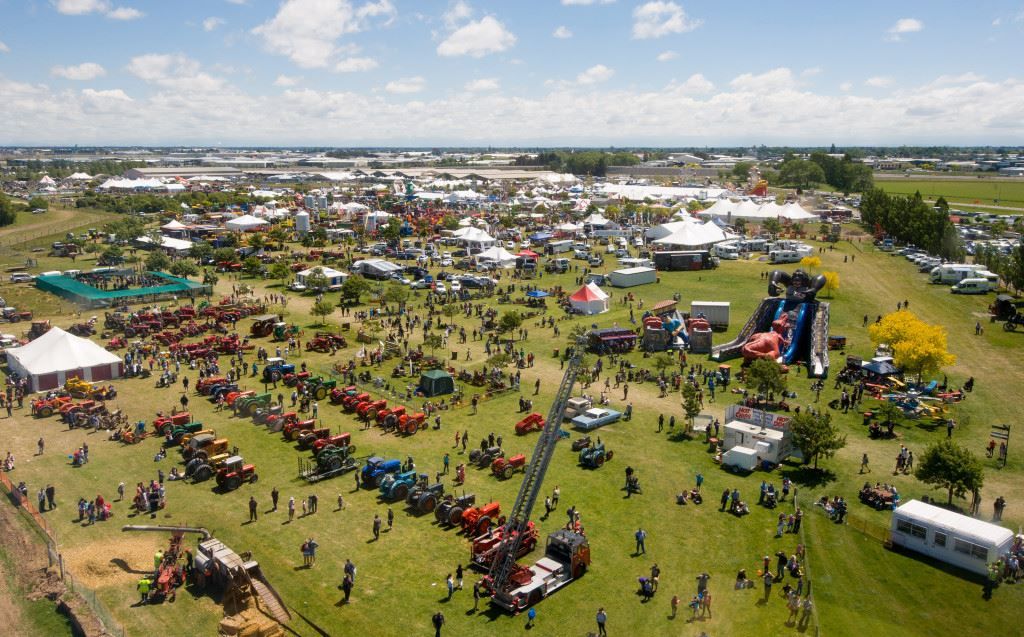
top-left (379, 470), bottom-right (427, 502)
top-left (361, 456), bottom-right (403, 488)
top-left (263, 357), bottom-right (296, 383)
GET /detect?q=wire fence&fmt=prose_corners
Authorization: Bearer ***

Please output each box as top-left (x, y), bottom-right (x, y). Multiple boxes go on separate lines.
top-left (0, 471), bottom-right (127, 637)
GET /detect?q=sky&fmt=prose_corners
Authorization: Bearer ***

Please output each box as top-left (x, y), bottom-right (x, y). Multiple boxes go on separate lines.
top-left (0, 0), bottom-right (1023, 146)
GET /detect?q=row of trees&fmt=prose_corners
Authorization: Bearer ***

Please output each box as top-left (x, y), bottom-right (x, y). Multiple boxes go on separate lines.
top-left (0, 193), bottom-right (19, 227)
top-left (9, 159), bottom-right (148, 181)
top-left (77, 190), bottom-right (274, 215)
top-left (973, 242), bottom-right (1024, 293)
top-left (514, 150), bottom-right (640, 176)
top-left (859, 189), bottom-right (963, 260)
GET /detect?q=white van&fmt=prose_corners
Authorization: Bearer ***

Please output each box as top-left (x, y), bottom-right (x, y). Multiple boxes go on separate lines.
top-left (951, 278), bottom-right (991, 294)
top-left (929, 265), bottom-right (978, 284)
top-left (769, 250), bottom-right (802, 264)
top-left (714, 242), bottom-right (740, 260)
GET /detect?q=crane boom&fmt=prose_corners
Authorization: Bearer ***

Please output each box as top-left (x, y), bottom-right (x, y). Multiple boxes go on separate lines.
top-left (485, 338), bottom-right (586, 594)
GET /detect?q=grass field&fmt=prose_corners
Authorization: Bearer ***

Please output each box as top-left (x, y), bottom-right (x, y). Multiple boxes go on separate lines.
top-left (874, 177), bottom-right (1024, 211)
top-left (1, 234), bottom-right (1023, 637)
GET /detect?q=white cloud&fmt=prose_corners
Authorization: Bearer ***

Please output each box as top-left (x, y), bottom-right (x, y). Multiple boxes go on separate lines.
top-left (53, 0), bottom-right (109, 15)
top-left (730, 67), bottom-right (798, 93)
top-left (553, 26), bottom-right (573, 39)
top-left (576, 64), bottom-right (614, 85)
top-left (126, 53), bottom-right (224, 92)
top-left (801, 66), bottom-right (822, 77)
top-left (465, 78), bottom-right (499, 92)
top-left (561, 0), bottom-right (615, 5)
top-left (0, 41), bottom-right (9, 54)
top-left (992, 17), bottom-right (1001, 26)
top-left (107, 6), bottom-right (143, 20)
top-left (437, 15), bottom-right (516, 57)
top-left (672, 73), bottom-right (713, 94)
top-left (274, 74), bottom-right (301, 87)
top-left (335, 56), bottom-right (378, 72)
top-left (52, 1), bottom-right (143, 20)
top-left (225, 0), bottom-right (248, 4)
top-left (865, 76), bottom-right (893, 88)
top-left (839, 81), bottom-right (852, 92)
top-left (252, 0), bottom-right (395, 69)
top-left (443, 1), bottom-right (473, 29)
top-left (51, 62), bottom-right (106, 80)
top-left (632, 1), bottom-right (702, 39)
top-left (81, 88), bottom-right (132, 102)
top-left (202, 17), bottom-right (225, 31)
top-left (887, 17), bottom-right (923, 41)
top-left (656, 50), bottom-right (677, 62)
top-left (385, 76), bottom-right (425, 94)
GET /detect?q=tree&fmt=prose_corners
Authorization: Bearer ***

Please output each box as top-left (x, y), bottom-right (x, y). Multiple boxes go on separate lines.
top-left (423, 333), bottom-right (443, 355)
top-left (189, 241), bottom-right (213, 263)
top-left (381, 282), bottom-right (411, 310)
top-left (821, 271), bottom-right (840, 298)
top-left (869, 311), bottom-right (956, 381)
top-left (27, 196), bottom-right (49, 210)
top-left (341, 276), bottom-right (371, 305)
top-left (104, 216), bottom-right (147, 242)
top-left (731, 161), bottom-right (754, 181)
top-left (652, 353), bottom-right (674, 375)
top-left (311, 299), bottom-right (335, 326)
top-left (380, 217), bottom-right (402, 242)
top-left (441, 302), bottom-right (460, 326)
top-left (242, 256), bottom-right (263, 277)
top-left (168, 260), bottom-right (199, 278)
top-left (915, 440), bottom-right (985, 505)
top-left (499, 310), bottom-right (523, 333)
top-left (144, 251), bottom-right (171, 271)
top-left (304, 267), bottom-right (328, 292)
top-left (680, 383), bottom-right (701, 433)
top-left (0, 194), bottom-right (18, 227)
top-left (247, 233), bottom-right (266, 251)
top-left (762, 218), bottom-right (783, 238)
top-left (745, 358), bottom-right (787, 405)
top-left (778, 159), bottom-right (826, 190)
top-left (268, 261), bottom-right (292, 286)
top-left (99, 244), bottom-right (123, 264)
top-left (789, 411), bottom-right (846, 470)
top-left (213, 247), bottom-right (237, 264)
top-left (799, 255), bottom-right (822, 272)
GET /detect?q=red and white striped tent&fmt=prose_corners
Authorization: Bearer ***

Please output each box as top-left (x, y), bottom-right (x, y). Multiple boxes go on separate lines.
top-left (569, 282), bottom-right (610, 315)
top-left (6, 327), bottom-right (123, 392)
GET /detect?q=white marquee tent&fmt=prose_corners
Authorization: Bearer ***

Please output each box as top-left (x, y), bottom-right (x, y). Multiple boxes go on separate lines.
top-left (476, 246), bottom-right (518, 268)
top-left (7, 327), bottom-right (123, 392)
top-left (569, 282), bottom-right (610, 315)
top-left (225, 214), bottom-right (270, 232)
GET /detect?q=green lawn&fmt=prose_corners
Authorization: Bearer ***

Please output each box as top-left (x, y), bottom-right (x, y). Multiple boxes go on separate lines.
top-left (875, 177), bottom-right (1024, 210)
top-left (2, 237), bottom-right (1023, 637)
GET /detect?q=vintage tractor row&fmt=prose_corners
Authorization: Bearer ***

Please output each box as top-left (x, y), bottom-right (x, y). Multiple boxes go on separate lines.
top-left (235, 393), bottom-right (272, 417)
top-left (406, 482), bottom-right (445, 515)
top-left (181, 434), bottom-right (232, 463)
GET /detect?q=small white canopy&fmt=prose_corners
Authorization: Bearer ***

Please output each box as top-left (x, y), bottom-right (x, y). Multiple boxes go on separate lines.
top-left (225, 214), bottom-right (270, 232)
top-left (583, 213), bottom-right (612, 226)
top-left (67, 172), bottom-right (93, 180)
top-left (476, 246), bottom-right (517, 268)
top-left (296, 266), bottom-right (349, 285)
top-left (135, 235), bottom-right (193, 253)
top-left (161, 219), bottom-right (188, 230)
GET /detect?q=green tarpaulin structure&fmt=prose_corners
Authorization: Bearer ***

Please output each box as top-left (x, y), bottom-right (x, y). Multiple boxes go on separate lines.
top-left (418, 369), bottom-right (454, 397)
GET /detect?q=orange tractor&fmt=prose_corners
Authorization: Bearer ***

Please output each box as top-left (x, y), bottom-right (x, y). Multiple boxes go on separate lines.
top-left (397, 412), bottom-right (427, 435)
top-left (460, 501), bottom-right (503, 536)
top-left (377, 405), bottom-right (406, 431)
top-left (491, 454), bottom-right (527, 480)
top-left (31, 395), bottom-right (72, 418)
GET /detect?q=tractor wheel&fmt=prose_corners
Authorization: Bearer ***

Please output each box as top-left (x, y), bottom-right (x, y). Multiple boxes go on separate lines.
top-left (327, 456), bottom-right (343, 472)
top-left (125, 327), bottom-right (136, 337)
top-left (408, 420), bottom-right (419, 434)
top-left (39, 407), bottom-right (53, 418)
top-left (606, 450), bottom-right (614, 461)
top-left (289, 429), bottom-right (302, 441)
top-left (469, 450), bottom-right (481, 463)
top-left (271, 371), bottom-right (282, 382)
top-left (373, 474), bottom-right (386, 488)
top-left (419, 494), bottom-right (438, 513)
top-left (346, 444), bottom-right (356, 455)
top-left (367, 407), bottom-right (379, 420)
top-left (1005, 322), bottom-right (1016, 332)
top-left (448, 507), bottom-right (464, 526)
top-left (194, 465), bottom-right (213, 482)
top-left (384, 414), bottom-right (398, 431)
top-left (476, 516), bottom-right (492, 535)
top-left (171, 430), bottom-right (185, 444)
top-left (298, 434), bottom-right (312, 447)
top-left (595, 454), bottom-right (604, 467)
top-left (195, 450), bottom-right (209, 462)
top-left (314, 386), bottom-right (327, 400)
top-left (225, 476), bottom-right (242, 491)
top-left (160, 423), bottom-right (174, 436)
top-left (184, 458), bottom-right (201, 477)
top-left (393, 484), bottom-right (409, 501)
top-left (503, 466), bottom-right (513, 480)
top-left (249, 473), bottom-right (258, 484)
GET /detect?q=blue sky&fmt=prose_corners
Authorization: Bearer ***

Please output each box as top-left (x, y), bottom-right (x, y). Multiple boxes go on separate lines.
top-left (0, 0), bottom-right (1022, 145)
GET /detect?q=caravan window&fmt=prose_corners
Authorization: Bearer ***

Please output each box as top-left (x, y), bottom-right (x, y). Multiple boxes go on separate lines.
top-left (896, 519), bottom-right (927, 539)
top-left (933, 532), bottom-right (946, 547)
top-left (953, 539), bottom-right (988, 560)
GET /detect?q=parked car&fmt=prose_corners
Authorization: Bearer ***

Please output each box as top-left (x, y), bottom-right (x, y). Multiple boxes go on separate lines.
top-left (450, 281), bottom-right (462, 293)
top-left (570, 407), bottom-right (622, 431)
top-left (440, 257), bottom-right (453, 267)
top-left (434, 283), bottom-right (447, 295)
top-left (10, 273), bottom-right (35, 283)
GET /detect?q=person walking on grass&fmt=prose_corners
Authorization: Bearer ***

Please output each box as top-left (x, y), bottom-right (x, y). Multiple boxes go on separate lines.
top-left (671, 594), bottom-right (681, 618)
top-left (635, 527), bottom-right (647, 554)
top-left (432, 610), bottom-right (445, 637)
top-left (248, 496), bottom-right (258, 522)
top-left (860, 453), bottom-right (870, 474)
top-left (373, 514), bottom-right (382, 540)
top-left (446, 573), bottom-right (454, 600)
top-left (288, 496), bottom-right (295, 522)
top-left (596, 608), bottom-right (608, 636)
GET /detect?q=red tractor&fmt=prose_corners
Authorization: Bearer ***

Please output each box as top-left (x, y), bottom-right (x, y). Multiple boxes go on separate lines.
top-left (329, 386), bottom-right (359, 405)
top-left (264, 411), bottom-right (298, 433)
top-left (31, 395), bottom-right (72, 418)
top-left (312, 432), bottom-right (353, 456)
top-left (491, 454), bottom-right (527, 480)
top-left (306, 332), bottom-right (347, 352)
top-left (397, 412), bottom-right (427, 435)
top-left (283, 417), bottom-right (318, 441)
top-left (153, 412), bottom-right (192, 435)
top-left (514, 413), bottom-right (546, 435)
top-left (470, 521), bottom-right (539, 570)
top-left (460, 501), bottom-right (503, 536)
top-left (225, 390), bottom-right (254, 406)
top-left (342, 392), bottom-right (370, 411)
top-left (283, 371), bottom-right (312, 387)
top-left (356, 399), bottom-right (387, 421)
top-left (215, 456), bottom-right (258, 491)
top-left (377, 405), bottom-right (406, 431)
top-left (296, 427), bottom-right (332, 449)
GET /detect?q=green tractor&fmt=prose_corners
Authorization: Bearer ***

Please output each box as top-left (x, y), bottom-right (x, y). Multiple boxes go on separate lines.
top-left (316, 445), bottom-right (358, 475)
top-left (167, 421), bottom-right (206, 444)
top-left (273, 322), bottom-right (298, 341)
top-left (235, 393), bottom-right (272, 417)
top-left (379, 470), bottom-right (427, 502)
top-left (305, 377), bottom-right (338, 401)
top-left (579, 442), bottom-right (613, 469)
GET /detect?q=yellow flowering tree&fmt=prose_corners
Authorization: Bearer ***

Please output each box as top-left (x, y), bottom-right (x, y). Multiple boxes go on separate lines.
top-left (822, 271), bottom-right (840, 298)
top-left (869, 311), bottom-right (956, 381)
top-left (800, 255), bottom-right (822, 272)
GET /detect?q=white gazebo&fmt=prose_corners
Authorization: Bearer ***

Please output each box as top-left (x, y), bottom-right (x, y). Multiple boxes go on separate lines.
top-left (476, 246), bottom-right (517, 268)
top-left (568, 282), bottom-right (610, 315)
top-left (225, 214), bottom-right (270, 232)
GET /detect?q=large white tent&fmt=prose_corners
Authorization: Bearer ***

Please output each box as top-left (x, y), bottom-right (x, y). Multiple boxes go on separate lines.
top-left (476, 246), bottom-right (517, 268)
top-left (456, 227), bottom-right (496, 251)
top-left (225, 214), bottom-right (269, 232)
top-left (697, 199), bottom-right (818, 222)
top-left (7, 327), bottom-right (123, 392)
top-left (646, 218), bottom-right (701, 240)
top-left (652, 220), bottom-right (727, 248)
top-left (569, 282), bottom-right (610, 315)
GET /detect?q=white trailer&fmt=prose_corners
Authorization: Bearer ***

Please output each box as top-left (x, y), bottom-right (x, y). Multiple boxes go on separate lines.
top-left (690, 301), bottom-right (730, 330)
top-left (890, 500), bottom-right (1014, 576)
top-left (608, 266), bottom-right (657, 288)
top-left (929, 264), bottom-right (983, 284)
